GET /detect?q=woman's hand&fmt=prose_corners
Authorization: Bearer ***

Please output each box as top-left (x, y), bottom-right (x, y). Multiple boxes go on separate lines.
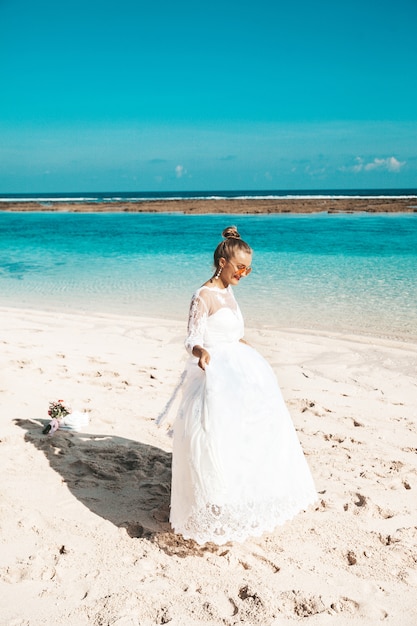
top-left (192, 345), bottom-right (211, 370)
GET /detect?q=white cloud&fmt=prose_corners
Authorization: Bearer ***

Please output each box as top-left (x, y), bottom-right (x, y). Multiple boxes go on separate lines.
top-left (175, 164), bottom-right (186, 178)
top-left (365, 156), bottom-right (405, 172)
top-left (351, 157), bottom-right (364, 173)
top-left (305, 164), bottom-right (327, 177)
top-left (345, 156), bottom-right (406, 173)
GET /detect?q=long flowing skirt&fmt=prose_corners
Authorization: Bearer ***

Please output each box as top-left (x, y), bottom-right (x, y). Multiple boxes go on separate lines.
top-left (170, 342), bottom-right (317, 545)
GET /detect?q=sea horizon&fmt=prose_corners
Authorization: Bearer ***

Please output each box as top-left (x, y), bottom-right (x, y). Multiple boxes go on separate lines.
top-left (1, 187), bottom-right (417, 203)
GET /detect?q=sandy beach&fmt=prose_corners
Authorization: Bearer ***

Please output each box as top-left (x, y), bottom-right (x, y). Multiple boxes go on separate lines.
top-left (1, 307), bottom-right (416, 625)
top-left (0, 197), bottom-right (416, 214)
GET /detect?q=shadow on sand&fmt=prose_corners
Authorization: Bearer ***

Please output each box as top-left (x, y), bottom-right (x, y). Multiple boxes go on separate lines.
top-left (16, 418), bottom-right (230, 557)
top-left (16, 418), bottom-right (172, 539)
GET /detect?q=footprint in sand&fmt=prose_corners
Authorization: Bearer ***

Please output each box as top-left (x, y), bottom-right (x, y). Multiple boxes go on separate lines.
top-left (344, 492), bottom-right (395, 519)
top-left (330, 597), bottom-right (360, 614)
top-left (300, 399), bottom-right (333, 416)
top-left (234, 585), bottom-right (270, 623)
top-left (346, 550), bottom-right (357, 565)
top-left (281, 591), bottom-right (360, 617)
top-left (1, 547), bottom-right (65, 584)
top-left (121, 522), bottom-right (154, 539)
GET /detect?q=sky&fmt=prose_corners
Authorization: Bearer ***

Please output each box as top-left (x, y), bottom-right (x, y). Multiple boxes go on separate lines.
top-left (1, 0), bottom-right (416, 193)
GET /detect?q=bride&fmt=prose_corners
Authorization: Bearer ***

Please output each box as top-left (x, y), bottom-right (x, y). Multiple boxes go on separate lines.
top-left (169, 226), bottom-right (317, 545)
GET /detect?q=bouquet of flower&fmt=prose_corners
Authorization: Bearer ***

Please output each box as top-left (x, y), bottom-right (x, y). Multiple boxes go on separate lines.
top-left (43, 399), bottom-right (89, 435)
top-left (43, 399), bottom-right (70, 435)
top-left (48, 399), bottom-right (71, 420)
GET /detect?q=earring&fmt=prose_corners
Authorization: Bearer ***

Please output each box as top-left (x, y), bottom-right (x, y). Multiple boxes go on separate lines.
top-left (215, 266), bottom-right (222, 278)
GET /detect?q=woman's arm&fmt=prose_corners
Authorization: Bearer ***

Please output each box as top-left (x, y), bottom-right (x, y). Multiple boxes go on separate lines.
top-left (185, 293), bottom-right (211, 370)
top-left (192, 345), bottom-right (211, 370)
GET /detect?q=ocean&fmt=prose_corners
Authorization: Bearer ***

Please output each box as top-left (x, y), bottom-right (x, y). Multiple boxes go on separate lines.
top-left (1, 188), bottom-right (417, 202)
top-left (0, 197), bottom-right (416, 342)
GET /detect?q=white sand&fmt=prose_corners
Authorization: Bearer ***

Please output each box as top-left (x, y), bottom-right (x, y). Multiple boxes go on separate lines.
top-left (0, 307), bottom-right (416, 626)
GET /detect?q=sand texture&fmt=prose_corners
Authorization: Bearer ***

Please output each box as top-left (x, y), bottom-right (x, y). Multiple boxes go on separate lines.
top-left (0, 197), bottom-right (416, 214)
top-left (1, 308), bottom-right (416, 625)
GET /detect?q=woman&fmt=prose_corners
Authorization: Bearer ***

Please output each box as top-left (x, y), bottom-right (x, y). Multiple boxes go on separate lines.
top-left (169, 226), bottom-right (317, 545)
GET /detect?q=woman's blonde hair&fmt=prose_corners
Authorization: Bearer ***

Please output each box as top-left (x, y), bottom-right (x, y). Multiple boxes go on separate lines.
top-left (213, 226), bottom-right (252, 270)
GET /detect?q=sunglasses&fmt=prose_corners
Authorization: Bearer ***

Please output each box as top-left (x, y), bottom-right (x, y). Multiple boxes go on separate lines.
top-left (228, 261), bottom-right (252, 277)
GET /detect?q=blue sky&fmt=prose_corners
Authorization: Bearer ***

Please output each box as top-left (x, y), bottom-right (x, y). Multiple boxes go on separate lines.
top-left (1, 0), bottom-right (416, 193)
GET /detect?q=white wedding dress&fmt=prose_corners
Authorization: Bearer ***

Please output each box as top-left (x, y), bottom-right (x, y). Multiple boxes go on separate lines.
top-left (169, 285), bottom-right (317, 545)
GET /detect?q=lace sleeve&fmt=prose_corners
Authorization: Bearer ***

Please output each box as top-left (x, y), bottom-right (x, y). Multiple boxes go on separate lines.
top-left (184, 292), bottom-right (209, 355)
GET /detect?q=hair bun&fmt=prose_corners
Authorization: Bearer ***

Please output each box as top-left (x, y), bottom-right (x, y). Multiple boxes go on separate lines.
top-left (222, 225), bottom-right (241, 240)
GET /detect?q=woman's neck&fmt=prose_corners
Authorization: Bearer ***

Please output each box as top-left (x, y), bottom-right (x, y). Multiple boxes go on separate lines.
top-left (208, 275), bottom-right (229, 289)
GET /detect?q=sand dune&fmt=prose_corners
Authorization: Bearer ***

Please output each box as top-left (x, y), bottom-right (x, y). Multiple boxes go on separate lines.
top-left (1, 307), bottom-right (416, 625)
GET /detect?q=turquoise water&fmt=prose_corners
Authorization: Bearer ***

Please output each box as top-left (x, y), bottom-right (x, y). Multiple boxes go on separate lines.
top-left (0, 212), bottom-right (416, 341)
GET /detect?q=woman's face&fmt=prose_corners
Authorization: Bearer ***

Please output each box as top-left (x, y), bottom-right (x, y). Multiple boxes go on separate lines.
top-left (220, 250), bottom-right (253, 286)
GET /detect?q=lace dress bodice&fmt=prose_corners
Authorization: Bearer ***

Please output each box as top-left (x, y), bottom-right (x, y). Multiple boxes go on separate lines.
top-left (185, 285), bottom-right (244, 353)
